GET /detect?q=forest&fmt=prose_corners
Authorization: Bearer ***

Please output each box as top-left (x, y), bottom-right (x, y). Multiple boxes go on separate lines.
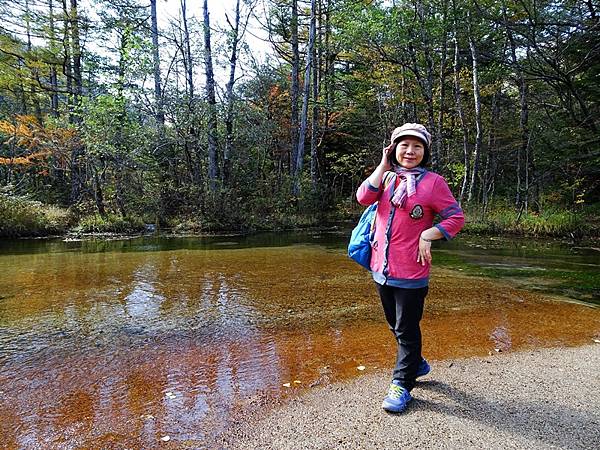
top-left (0, 0), bottom-right (598, 237)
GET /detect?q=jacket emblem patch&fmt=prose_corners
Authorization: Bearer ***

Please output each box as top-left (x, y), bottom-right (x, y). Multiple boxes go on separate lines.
top-left (410, 205), bottom-right (424, 219)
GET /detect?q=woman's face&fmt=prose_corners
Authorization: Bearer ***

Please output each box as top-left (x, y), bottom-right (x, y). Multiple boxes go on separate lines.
top-left (395, 137), bottom-right (425, 169)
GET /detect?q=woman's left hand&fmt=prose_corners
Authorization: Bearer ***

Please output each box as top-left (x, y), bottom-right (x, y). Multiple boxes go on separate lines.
top-left (417, 236), bottom-right (432, 266)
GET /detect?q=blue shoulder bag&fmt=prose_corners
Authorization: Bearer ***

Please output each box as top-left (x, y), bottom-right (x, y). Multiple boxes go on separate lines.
top-left (347, 203), bottom-right (377, 270)
top-left (347, 173), bottom-right (395, 270)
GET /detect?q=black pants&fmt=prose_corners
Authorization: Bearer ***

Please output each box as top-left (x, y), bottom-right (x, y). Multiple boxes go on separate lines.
top-left (376, 283), bottom-right (428, 391)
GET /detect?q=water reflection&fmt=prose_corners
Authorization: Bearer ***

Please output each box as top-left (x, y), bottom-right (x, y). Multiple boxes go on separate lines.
top-left (124, 264), bottom-right (164, 321)
top-left (0, 241), bottom-right (598, 448)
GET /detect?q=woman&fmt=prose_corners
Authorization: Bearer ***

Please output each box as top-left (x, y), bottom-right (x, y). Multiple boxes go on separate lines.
top-left (356, 123), bottom-right (464, 413)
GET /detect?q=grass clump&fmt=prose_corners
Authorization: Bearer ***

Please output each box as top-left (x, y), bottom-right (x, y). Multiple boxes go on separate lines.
top-left (0, 194), bottom-right (71, 237)
top-left (464, 205), bottom-right (594, 238)
top-left (76, 213), bottom-right (145, 233)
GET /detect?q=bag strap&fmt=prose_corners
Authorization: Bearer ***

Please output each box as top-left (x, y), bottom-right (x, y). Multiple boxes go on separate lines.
top-left (382, 171), bottom-right (395, 190)
top-left (370, 172), bottom-right (396, 241)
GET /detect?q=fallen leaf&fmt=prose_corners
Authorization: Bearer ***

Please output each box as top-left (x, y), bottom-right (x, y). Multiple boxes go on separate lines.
top-left (293, 380), bottom-right (302, 384)
top-left (357, 365), bottom-right (366, 371)
top-left (160, 435), bottom-right (170, 442)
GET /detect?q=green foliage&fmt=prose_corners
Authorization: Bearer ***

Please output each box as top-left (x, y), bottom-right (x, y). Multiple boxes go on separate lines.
top-left (75, 213), bottom-right (145, 233)
top-left (464, 205), bottom-right (595, 238)
top-left (446, 163), bottom-right (465, 191)
top-left (0, 193), bottom-right (71, 237)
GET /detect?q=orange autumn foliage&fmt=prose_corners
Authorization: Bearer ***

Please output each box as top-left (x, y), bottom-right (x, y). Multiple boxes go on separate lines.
top-left (0, 115), bottom-right (77, 170)
top-left (0, 151), bottom-right (51, 166)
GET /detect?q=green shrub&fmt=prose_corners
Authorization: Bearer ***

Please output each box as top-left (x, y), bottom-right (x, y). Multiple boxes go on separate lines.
top-left (76, 213), bottom-right (145, 233)
top-left (168, 216), bottom-right (204, 233)
top-left (0, 194), bottom-right (71, 237)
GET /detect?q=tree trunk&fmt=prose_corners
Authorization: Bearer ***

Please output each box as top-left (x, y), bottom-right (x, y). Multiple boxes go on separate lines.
top-left (504, 10), bottom-right (530, 209)
top-left (293, 0), bottom-right (317, 196)
top-left (181, 0), bottom-right (194, 101)
top-left (69, 0), bottom-right (82, 122)
top-left (92, 166), bottom-right (106, 217)
top-left (48, 0), bottom-right (59, 118)
top-left (25, 0), bottom-right (43, 122)
top-left (203, 0), bottom-right (219, 191)
top-left (400, 66), bottom-right (408, 122)
top-left (113, 28), bottom-right (130, 217)
top-left (290, 0), bottom-right (300, 175)
top-left (310, 0), bottom-right (321, 188)
top-left (467, 23), bottom-right (482, 203)
top-left (150, 0), bottom-right (171, 215)
top-left (150, 0), bottom-right (165, 129)
top-left (435, 0), bottom-right (449, 168)
top-left (180, 0), bottom-right (201, 186)
top-left (482, 91), bottom-right (500, 209)
top-left (415, 0), bottom-right (437, 168)
top-left (452, 12), bottom-right (469, 205)
top-left (223, 0), bottom-right (241, 186)
top-left (61, 0), bottom-right (82, 203)
top-left (61, 0), bottom-right (72, 120)
top-left (323, 0), bottom-right (334, 146)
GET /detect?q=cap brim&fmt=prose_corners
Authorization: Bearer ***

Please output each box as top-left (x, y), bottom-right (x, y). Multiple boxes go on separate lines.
top-left (392, 131), bottom-right (429, 148)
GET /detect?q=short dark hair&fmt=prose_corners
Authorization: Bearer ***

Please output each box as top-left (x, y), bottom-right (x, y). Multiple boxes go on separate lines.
top-left (390, 138), bottom-right (430, 167)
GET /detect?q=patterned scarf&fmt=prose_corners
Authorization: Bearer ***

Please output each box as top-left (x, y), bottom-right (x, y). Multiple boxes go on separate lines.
top-left (391, 167), bottom-right (425, 208)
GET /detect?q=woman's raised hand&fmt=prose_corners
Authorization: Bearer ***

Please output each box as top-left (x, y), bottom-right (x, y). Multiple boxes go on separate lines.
top-left (367, 143), bottom-right (395, 188)
top-left (380, 143), bottom-right (394, 171)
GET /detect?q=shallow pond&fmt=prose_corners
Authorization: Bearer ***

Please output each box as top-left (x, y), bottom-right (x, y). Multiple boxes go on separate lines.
top-left (0, 232), bottom-right (599, 448)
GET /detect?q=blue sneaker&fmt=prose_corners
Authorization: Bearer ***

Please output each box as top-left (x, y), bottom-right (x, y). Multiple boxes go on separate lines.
top-left (416, 358), bottom-right (431, 378)
top-left (382, 380), bottom-right (412, 413)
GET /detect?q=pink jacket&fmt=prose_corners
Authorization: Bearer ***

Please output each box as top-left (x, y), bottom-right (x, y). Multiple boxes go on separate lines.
top-left (356, 170), bottom-right (464, 288)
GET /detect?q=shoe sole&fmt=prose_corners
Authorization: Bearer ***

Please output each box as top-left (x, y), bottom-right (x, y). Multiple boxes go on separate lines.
top-left (381, 397), bottom-right (412, 413)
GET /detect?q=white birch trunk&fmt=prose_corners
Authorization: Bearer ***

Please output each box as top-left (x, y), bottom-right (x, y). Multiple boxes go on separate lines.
top-left (467, 29), bottom-right (482, 203)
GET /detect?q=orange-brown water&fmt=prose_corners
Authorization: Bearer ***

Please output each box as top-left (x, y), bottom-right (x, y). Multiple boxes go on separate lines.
top-left (0, 244), bottom-right (598, 448)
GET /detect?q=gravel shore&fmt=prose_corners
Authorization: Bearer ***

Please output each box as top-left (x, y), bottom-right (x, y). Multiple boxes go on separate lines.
top-left (224, 345), bottom-right (600, 449)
